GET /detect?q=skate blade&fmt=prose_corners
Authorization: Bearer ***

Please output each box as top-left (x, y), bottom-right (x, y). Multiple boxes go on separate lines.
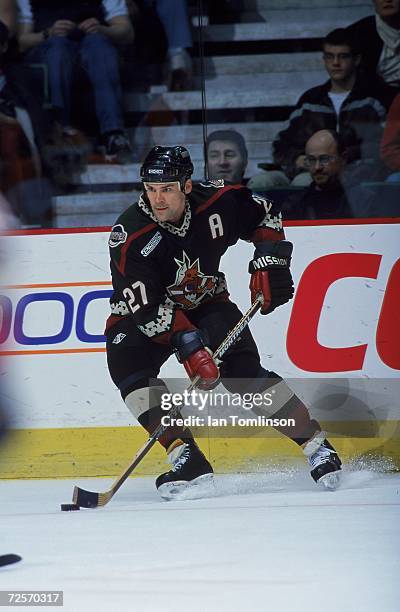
top-left (158, 473), bottom-right (214, 501)
top-left (318, 471), bottom-right (341, 491)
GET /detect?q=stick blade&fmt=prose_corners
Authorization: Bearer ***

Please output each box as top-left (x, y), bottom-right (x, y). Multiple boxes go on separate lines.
top-left (73, 485), bottom-right (100, 509)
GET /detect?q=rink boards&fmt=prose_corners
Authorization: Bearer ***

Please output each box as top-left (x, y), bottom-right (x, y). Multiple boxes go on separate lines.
top-left (0, 219), bottom-right (399, 478)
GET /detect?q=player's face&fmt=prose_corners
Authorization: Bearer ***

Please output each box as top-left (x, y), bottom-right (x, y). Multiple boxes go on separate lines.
top-left (207, 140), bottom-right (246, 183)
top-left (323, 44), bottom-right (359, 83)
top-left (144, 180), bottom-right (192, 223)
top-left (374, 0), bottom-right (400, 19)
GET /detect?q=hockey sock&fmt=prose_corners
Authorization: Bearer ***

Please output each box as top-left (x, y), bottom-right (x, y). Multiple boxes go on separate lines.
top-left (123, 384), bottom-right (193, 450)
top-left (243, 373), bottom-right (321, 444)
top-left (137, 405), bottom-right (193, 450)
top-left (272, 394), bottom-right (321, 445)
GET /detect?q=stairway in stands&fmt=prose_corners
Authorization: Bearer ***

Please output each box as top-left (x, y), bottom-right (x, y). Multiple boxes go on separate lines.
top-left (54, 0), bottom-right (371, 227)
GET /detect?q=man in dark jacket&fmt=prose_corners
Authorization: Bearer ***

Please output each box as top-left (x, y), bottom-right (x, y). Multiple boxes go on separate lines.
top-left (282, 130), bottom-right (376, 220)
top-left (271, 28), bottom-right (390, 186)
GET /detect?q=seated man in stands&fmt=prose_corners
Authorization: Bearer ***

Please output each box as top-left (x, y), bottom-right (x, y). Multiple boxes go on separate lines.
top-left (1, 1), bottom-right (55, 163)
top-left (16, 0), bottom-right (134, 163)
top-left (206, 129), bottom-right (248, 183)
top-left (0, 18), bottom-right (52, 226)
top-left (254, 28), bottom-right (390, 189)
top-left (153, 0), bottom-right (192, 91)
top-left (381, 93), bottom-right (400, 181)
top-left (0, 0), bottom-right (16, 35)
top-left (346, 0), bottom-right (400, 100)
top-left (282, 129), bottom-right (376, 220)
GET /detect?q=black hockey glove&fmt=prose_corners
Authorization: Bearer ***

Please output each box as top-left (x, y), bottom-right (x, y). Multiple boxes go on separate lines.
top-left (249, 240), bottom-right (294, 314)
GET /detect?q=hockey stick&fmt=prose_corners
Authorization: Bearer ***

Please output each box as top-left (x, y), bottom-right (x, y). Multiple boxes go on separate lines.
top-left (72, 295), bottom-right (263, 508)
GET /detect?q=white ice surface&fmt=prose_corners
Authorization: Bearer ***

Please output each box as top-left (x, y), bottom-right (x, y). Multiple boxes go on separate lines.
top-left (0, 467), bottom-right (399, 612)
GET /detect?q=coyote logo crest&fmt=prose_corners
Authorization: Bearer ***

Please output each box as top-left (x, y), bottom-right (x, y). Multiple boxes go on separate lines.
top-left (166, 252), bottom-right (216, 308)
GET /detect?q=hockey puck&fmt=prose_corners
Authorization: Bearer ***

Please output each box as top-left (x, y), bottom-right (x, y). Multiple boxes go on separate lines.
top-left (0, 554), bottom-right (22, 567)
top-left (61, 503), bottom-right (80, 511)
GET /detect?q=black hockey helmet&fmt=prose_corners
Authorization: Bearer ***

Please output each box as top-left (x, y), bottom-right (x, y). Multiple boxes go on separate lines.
top-left (140, 145), bottom-right (194, 190)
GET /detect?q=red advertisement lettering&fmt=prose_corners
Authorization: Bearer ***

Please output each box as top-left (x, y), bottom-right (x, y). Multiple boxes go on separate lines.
top-left (376, 258), bottom-right (400, 370)
top-left (287, 253), bottom-right (382, 372)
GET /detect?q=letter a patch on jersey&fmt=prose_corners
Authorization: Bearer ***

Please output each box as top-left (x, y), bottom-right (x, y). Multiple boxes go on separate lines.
top-left (166, 252), bottom-right (217, 309)
top-left (209, 213), bottom-right (224, 239)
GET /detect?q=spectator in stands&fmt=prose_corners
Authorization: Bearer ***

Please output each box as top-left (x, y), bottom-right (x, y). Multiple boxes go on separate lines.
top-left (156, 0), bottom-right (192, 91)
top-left (381, 93), bottom-right (400, 181)
top-left (1, 1), bottom-right (56, 161)
top-left (124, 0), bottom-right (167, 90)
top-left (16, 0), bottom-right (134, 163)
top-left (0, 0), bottom-right (16, 35)
top-left (206, 129), bottom-right (248, 183)
top-left (0, 18), bottom-right (52, 226)
top-left (253, 28), bottom-right (389, 190)
top-left (346, 0), bottom-right (400, 99)
top-left (282, 129), bottom-right (376, 220)
top-left (134, 0), bottom-right (193, 91)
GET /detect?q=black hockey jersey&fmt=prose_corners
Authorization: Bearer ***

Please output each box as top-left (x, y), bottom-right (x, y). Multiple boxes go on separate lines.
top-left (107, 181), bottom-right (283, 343)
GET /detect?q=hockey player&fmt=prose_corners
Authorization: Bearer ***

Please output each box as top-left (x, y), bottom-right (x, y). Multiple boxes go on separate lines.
top-left (106, 145), bottom-right (342, 499)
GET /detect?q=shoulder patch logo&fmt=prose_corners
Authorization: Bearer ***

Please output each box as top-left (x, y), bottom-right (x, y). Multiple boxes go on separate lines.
top-left (109, 224), bottom-right (128, 248)
top-left (141, 231), bottom-right (162, 257)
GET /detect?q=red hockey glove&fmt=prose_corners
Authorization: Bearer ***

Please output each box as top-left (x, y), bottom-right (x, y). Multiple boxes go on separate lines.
top-left (249, 240), bottom-right (294, 314)
top-left (171, 330), bottom-right (220, 391)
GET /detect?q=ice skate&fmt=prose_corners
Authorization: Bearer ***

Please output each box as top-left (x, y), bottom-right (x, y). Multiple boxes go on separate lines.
top-left (303, 432), bottom-right (342, 490)
top-left (156, 439), bottom-right (214, 501)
